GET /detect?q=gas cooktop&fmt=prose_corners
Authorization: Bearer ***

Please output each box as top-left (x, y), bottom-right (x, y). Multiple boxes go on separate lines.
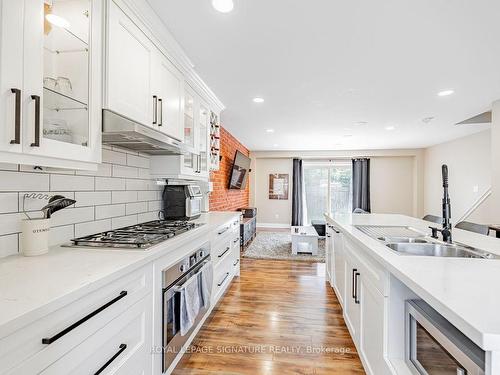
top-left (68, 220), bottom-right (202, 249)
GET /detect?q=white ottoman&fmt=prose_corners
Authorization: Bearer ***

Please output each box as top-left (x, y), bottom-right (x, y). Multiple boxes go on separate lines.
top-left (291, 226), bottom-right (319, 255)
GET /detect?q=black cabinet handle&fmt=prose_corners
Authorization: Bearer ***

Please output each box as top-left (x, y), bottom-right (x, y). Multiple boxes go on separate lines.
top-left (352, 268), bottom-right (357, 299)
top-left (218, 246), bottom-right (230, 258)
top-left (10, 88), bottom-right (21, 144)
top-left (217, 272), bottom-right (230, 287)
top-left (233, 238), bottom-right (239, 244)
top-left (158, 98), bottom-right (163, 126)
top-left (354, 272), bottom-right (360, 304)
top-left (94, 343), bottom-right (127, 375)
top-left (152, 95), bottom-right (157, 125)
top-left (42, 291), bottom-right (127, 345)
top-left (233, 259), bottom-right (240, 267)
top-left (218, 227), bottom-right (229, 235)
top-left (30, 95), bottom-right (40, 147)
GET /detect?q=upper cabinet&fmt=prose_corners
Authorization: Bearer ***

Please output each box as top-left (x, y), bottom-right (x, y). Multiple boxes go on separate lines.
top-left (0, 0), bottom-right (102, 169)
top-left (106, 0), bottom-right (153, 126)
top-left (105, 0), bottom-right (184, 142)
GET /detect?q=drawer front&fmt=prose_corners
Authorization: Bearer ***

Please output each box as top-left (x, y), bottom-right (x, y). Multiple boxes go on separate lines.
top-left (343, 238), bottom-right (388, 296)
top-left (231, 231), bottom-right (240, 251)
top-left (1, 265), bottom-right (152, 374)
top-left (38, 296), bottom-right (151, 375)
top-left (212, 239), bottom-right (232, 267)
top-left (213, 254), bottom-right (234, 304)
top-left (212, 217), bottom-right (240, 244)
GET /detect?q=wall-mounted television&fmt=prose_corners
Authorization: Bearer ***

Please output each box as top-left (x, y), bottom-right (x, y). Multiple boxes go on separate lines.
top-left (228, 151), bottom-right (251, 190)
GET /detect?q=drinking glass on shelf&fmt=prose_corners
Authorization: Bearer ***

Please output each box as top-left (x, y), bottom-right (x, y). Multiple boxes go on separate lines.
top-left (43, 77), bottom-right (57, 90)
top-left (56, 77), bottom-right (73, 96)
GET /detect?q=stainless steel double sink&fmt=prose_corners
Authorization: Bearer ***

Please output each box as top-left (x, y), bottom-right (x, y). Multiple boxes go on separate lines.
top-left (355, 226), bottom-right (499, 259)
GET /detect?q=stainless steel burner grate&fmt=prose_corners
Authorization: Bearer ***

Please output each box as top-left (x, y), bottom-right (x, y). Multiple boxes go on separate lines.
top-left (69, 220), bottom-right (201, 249)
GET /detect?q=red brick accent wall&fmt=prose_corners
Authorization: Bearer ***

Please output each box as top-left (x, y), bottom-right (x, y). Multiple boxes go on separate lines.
top-left (209, 126), bottom-right (250, 211)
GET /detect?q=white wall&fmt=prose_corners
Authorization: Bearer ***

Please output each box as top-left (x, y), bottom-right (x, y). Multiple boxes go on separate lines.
top-left (250, 152), bottom-right (420, 226)
top-left (423, 130), bottom-right (492, 223)
top-left (252, 158), bottom-right (293, 227)
top-left (371, 157), bottom-right (414, 216)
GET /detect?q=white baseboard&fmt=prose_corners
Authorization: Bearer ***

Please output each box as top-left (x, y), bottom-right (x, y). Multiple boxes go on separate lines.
top-left (257, 222), bottom-right (291, 229)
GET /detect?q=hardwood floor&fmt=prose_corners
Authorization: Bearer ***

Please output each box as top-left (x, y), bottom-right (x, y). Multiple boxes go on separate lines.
top-left (173, 258), bottom-right (365, 375)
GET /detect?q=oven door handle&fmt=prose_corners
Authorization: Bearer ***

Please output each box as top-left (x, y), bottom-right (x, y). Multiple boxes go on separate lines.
top-left (172, 260), bottom-right (211, 293)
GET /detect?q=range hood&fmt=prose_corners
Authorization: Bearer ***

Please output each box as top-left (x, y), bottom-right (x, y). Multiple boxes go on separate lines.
top-left (102, 109), bottom-right (187, 155)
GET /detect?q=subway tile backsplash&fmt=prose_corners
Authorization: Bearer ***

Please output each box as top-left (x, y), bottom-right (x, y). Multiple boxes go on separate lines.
top-left (0, 146), bottom-right (163, 258)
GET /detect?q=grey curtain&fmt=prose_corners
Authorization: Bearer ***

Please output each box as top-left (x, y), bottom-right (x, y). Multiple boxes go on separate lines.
top-left (352, 158), bottom-right (371, 213)
top-left (291, 158), bottom-right (303, 226)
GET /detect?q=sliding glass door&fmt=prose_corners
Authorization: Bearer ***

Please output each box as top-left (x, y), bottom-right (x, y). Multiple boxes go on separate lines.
top-left (303, 161), bottom-right (352, 224)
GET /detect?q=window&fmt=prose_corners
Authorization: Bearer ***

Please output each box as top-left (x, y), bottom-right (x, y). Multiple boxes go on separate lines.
top-left (303, 161), bottom-right (352, 224)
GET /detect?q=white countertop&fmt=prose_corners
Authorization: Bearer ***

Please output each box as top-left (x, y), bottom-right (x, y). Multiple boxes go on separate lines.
top-left (325, 213), bottom-right (500, 351)
top-left (0, 211), bottom-right (240, 338)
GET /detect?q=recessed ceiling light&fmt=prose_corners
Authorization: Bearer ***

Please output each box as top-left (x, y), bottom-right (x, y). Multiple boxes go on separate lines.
top-left (253, 97), bottom-right (264, 103)
top-left (45, 14), bottom-right (71, 28)
top-left (265, 129), bottom-right (274, 133)
top-left (385, 126), bottom-right (396, 131)
top-left (212, 0), bottom-right (234, 13)
top-left (273, 143), bottom-right (279, 147)
top-left (438, 89), bottom-right (454, 97)
top-left (354, 121), bottom-right (368, 126)
top-left (343, 134), bottom-right (353, 138)
top-left (422, 116), bottom-right (435, 124)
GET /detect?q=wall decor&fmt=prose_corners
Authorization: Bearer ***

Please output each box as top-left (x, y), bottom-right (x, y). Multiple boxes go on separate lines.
top-left (269, 174), bottom-right (289, 200)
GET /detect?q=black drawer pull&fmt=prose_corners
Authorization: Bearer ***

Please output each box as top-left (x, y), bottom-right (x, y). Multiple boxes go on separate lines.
top-left (42, 291), bottom-right (127, 345)
top-left (233, 259), bottom-right (240, 267)
top-left (352, 269), bottom-right (357, 299)
top-left (10, 88), bottom-right (21, 144)
top-left (30, 95), bottom-right (40, 147)
top-left (217, 272), bottom-right (230, 287)
top-left (218, 246), bottom-right (230, 258)
top-left (158, 98), bottom-right (163, 126)
top-left (233, 238), bottom-right (239, 244)
top-left (354, 272), bottom-right (360, 304)
top-left (94, 343), bottom-right (127, 375)
top-left (152, 95), bottom-right (157, 125)
top-left (217, 227), bottom-right (229, 235)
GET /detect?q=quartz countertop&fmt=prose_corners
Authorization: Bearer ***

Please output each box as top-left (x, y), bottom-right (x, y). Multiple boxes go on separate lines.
top-left (325, 213), bottom-right (500, 351)
top-left (0, 211), bottom-right (240, 337)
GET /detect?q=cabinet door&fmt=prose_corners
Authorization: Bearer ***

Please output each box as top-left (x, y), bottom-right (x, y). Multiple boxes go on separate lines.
top-left (198, 101), bottom-right (210, 177)
top-left (182, 85), bottom-right (196, 151)
top-left (344, 256), bottom-right (361, 345)
top-left (24, 0), bottom-right (101, 164)
top-left (325, 226), bottom-right (332, 283)
top-left (0, 0), bottom-right (24, 154)
top-left (107, 0), bottom-right (152, 126)
top-left (360, 277), bottom-right (389, 375)
top-left (153, 53), bottom-right (183, 141)
top-left (333, 232), bottom-right (345, 307)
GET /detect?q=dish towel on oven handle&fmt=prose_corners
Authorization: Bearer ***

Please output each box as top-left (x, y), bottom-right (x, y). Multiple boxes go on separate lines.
top-left (179, 272), bottom-right (202, 336)
top-left (199, 262), bottom-right (213, 309)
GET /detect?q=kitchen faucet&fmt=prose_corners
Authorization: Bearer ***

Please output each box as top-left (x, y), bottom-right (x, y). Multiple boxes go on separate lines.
top-left (430, 164), bottom-right (452, 243)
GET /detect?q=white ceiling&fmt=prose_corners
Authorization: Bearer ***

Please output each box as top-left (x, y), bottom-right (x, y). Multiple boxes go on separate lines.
top-left (147, 0), bottom-right (500, 151)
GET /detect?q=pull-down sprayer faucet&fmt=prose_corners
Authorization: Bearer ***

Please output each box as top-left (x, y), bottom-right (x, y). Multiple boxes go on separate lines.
top-left (430, 164), bottom-right (452, 243)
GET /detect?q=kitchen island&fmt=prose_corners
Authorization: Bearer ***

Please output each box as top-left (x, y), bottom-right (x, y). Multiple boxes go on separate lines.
top-left (325, 212), bottom-right (500, 375)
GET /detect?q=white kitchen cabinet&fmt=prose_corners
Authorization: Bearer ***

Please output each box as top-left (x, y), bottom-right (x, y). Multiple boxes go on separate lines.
top-left (0, 0), bottom-right (102, 169)
top-left (150, 87), bottom-right (211, 180)
top-left (359, 275), bottom-right (388, 375)
top-left (325, 225), bottom-right (334, 286)
top-left (344, 253), bottom-right (361, 344)
top-left (152, 50), bottom-right (184, 141)
top-left (332, 227), bottom-right (346, 307)
top-left (106, 0), bottom-right (153, 127)
top-left (106, 0), bottom-right (184, 142)
top-left (0, 0), bottom-right (24, 156)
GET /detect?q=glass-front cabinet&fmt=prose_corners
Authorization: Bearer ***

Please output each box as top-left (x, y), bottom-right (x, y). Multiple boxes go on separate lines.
top-left (0, 0), bottom-right (102, 169)
top-left (182, 86), bottom-right (198, 174)
top-left (198, 101), bottom-right (210, 177)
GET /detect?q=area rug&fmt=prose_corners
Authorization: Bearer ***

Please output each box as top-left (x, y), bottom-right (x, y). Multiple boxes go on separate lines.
top-left (243, 231), bottom-right (325, 262)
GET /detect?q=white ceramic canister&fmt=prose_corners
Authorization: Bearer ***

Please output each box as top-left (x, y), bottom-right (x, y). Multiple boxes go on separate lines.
top-left (21, 218), bottom-right (50, 256)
